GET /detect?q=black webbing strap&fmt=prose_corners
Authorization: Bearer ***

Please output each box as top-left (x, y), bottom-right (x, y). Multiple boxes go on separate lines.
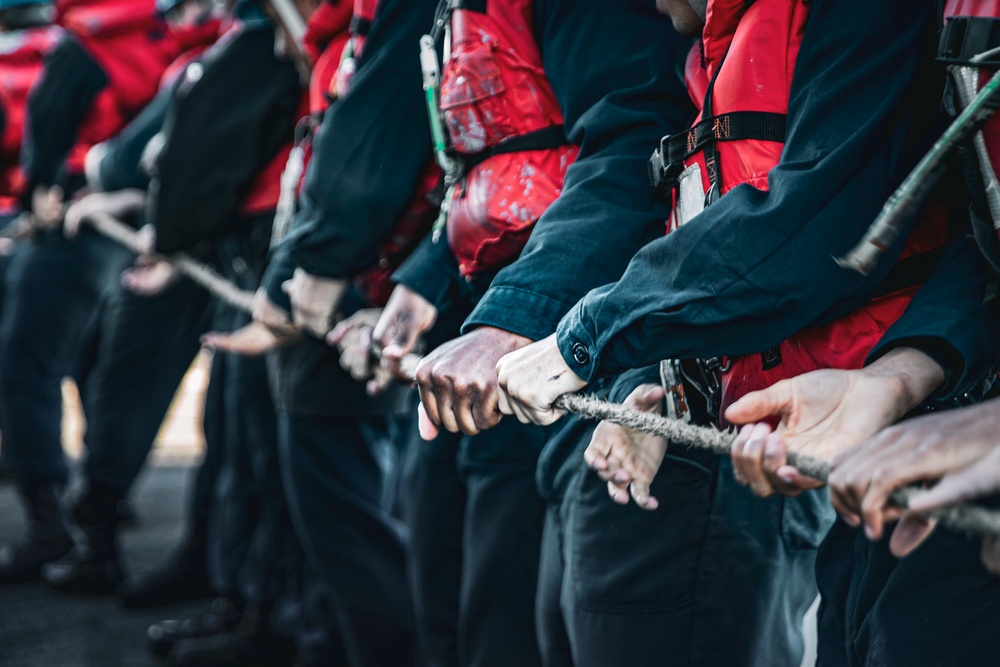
top-left (454, 0), bottom-right (487, 12)
top-left (666, 112), bottom-right (787, 172)
top-left (349, 15), bottom-right (372, 37)
top-left (939, 16), bottom-right (1000, 66)
top-left (872, 246), bottom-right (945, 299)
top-left (459, 125), bottom-right (569, 175)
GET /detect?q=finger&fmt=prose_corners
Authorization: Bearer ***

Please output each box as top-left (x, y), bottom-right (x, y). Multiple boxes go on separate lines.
top-left (906, 463), bottom-right (1000, 513)
top-left (417, 403), bottom-right (440, 441)
top-left (773, 465), bottom-right (824, 490)
top-left (736, 422), bottom-right (776, 497)
top-left (829, 485), bottom-right (862, 528)
top-left (629, 477), bottom-right (659, 511)
top-left (584, 425), bottom-right (615, 471)
top-left (418, 379), bottom-right (442, 427)
top-left (730, 424), bottom-right (753, 486)
top-left (982, 537), bottom-right (1000, 576)
top-left (281, 279), bottom-right (293, 296)
top-left (761, 431), bottom-right (789, 482)
top-left (724, 380), bottom-right (793, 425)
top-left (629, 384), bottom-right (665, 412)
top-left (470, 385), bottom-right (501, 433)
top-left (327, 320), bottom-right (352, 346)
top-left (497, 386), bottom-right (515, 417)
top-left (888, 513), bottom-right (937, 557)
top-left (607, 480), bottom-right (630, 506)
top-left (453, 390), bottom-right (480, 437)
top-left (434, 381), bottom-right (462, 434)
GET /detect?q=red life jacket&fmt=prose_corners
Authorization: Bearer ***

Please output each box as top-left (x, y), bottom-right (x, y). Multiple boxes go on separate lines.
top-left (652, 0), bottom-right (948, 415)
top-left (439, 0), bottom-right (578, 277)
top-left (939, 0), bottom-right (1000, 272)
top-left (0, 25), bottom-right (62, 212)
top-left (303, 0), bottom-right (352, 112)
top-left (56, 0), bottom-right (180, 177)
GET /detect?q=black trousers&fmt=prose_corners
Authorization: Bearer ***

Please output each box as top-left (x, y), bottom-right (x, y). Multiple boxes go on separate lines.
top-left (400, 417), bottom-right (550, 667)
top-left (81, 276), bottom-right (213, 495)
top-left (538, 415), bottom-right (825, 667)
top-left (816, 519), bottom-right (1000, 666)
top-left (277, 412), bottom-right (415, 666)
top-left (0, 229), bottom-right (132, 488)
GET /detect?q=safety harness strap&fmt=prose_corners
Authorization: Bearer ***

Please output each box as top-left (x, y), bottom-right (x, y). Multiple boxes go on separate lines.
top-left (940, 15), bottom-right (1000, 66)
top-left (458, 124), bottom-right (569, 175)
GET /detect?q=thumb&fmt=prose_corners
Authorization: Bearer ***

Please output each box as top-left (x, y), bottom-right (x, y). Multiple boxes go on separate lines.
top-left (629, 385), bottom-right (665, 413)
top-left (327, 320), bottom-right (352, 347)
top-left (383, 318), bottom-right (423, 361)
top-left (281, 279), bottom-right (292, 296)
top-left (725, 380), bottom-right (793, 425)
top-left (888, 513), bottom-right (937, 558)
top-left (417, 403), bottom-right (440, 441)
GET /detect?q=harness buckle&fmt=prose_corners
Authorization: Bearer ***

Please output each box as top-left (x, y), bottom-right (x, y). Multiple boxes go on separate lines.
top-left (648, 135), bottom-right (685, 200)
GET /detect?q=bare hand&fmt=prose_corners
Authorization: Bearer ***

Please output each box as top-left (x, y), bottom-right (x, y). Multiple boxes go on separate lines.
top-left (327, 308), bottom-right (384, 384)
top-left (32, 185), bottom-right (64, 230)
top-left (121, 255), bottom-right (180, 296)
top-left (201, 321), bottom-right (294, 356)
top-left (583, 383), bottom-right (668, 510)
top-left (281, 268), bottom-right (346, 337)
top-left (370, 284), bottom-right (437, 385)
top-left (831, 397), bottom-right (1000, 550)
top-left (415, 326), bottom-right (532, 439)
top-left (495, 333), bottom-right (587, 426)
top-left (64, 189), bottom-right (146, 239)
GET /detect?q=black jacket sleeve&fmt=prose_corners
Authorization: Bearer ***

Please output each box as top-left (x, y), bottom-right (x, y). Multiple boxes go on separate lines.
top-left (21, 35), bottom-right (107, 200)
top-left (459, 0), bottom-right (695, 341)
top-left (866, 232), bottom-right (1000, 402)
top-left (554, 0), bottom-right (948, 382)
top-left (275, 0), bottom-right (437, 278)
top-left (94, 82), bottom-right (174, 193)
top-left (149, 26), bottom-right (301, 254)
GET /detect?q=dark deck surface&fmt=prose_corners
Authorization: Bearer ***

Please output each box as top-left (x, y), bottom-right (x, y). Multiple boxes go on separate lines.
top-left (0, 465), bottom-right (204, 667)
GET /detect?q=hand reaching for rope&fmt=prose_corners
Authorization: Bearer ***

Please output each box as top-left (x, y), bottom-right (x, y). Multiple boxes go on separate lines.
top-left (327, 308), bottom-right (384, 388)
top-left (371, 285), bottom-right (437, 388)
top-left (282, 268), bottom-right (346, 338)
top-left (725, 347), bottom-right (945, 501)
top-left (898, 426), bottom-right (1000, 572)
top-left (416, 326), bottom-right (532, 439)
top-left (830, 396), bottom-right (1000, 559)
top-left (64, 189), bottom-right (146, 239)
top-left (583, 383), bottom-right (668, 510)
top-left (31, 185), bottom-right (64, 231)
top-left (202, 290), bottom-right (299, 356)
top-left (495, 333), bottom-right (587, 426)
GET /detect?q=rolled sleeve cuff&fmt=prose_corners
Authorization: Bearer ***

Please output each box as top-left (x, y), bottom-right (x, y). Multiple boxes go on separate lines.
top-left (261, 251), bottom-right (295, 313)
top-left (866, 335), bottom-right (972, 404)
top-left (555, 301), bottom-right (601, 384)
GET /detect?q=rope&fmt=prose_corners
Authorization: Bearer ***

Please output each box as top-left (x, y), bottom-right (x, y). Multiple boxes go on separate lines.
top-left (76, 213), bottom-right (1000, 538)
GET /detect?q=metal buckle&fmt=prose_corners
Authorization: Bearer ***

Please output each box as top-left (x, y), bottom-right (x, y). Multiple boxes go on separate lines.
top-left (648, 135), bottom-right (684, 199)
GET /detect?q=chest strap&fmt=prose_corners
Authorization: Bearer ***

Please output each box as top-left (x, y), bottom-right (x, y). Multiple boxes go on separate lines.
top-left (648, 111), bottom-right (787, 198)
top-left (939, 15), bottom-right (1000, 67)
top-left (456, 124), bottom-right (569, 179)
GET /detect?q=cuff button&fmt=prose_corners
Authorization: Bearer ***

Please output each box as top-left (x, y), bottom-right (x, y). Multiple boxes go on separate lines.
top-left (571, 342), bottom-right (590, 366)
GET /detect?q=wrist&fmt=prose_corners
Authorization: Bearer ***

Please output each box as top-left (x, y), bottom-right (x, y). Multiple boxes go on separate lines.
top-left (863, 346), bottom-right (945, 417)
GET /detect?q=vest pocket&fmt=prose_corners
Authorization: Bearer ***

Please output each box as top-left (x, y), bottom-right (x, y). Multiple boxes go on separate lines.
top-left (440, 40), bottom-right (507, 153)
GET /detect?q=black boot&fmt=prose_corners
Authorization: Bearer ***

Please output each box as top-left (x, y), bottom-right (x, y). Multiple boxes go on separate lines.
top-left (118, 534), bottom-right (212, 609)
top-left (146, 597), bottom-right (245, 658)
top-left (167, 603), bottom-right (296, 667)
top-left (43, 484), bottom-right (124, 594)
top-left (0, 483), bottom-right (73, 583)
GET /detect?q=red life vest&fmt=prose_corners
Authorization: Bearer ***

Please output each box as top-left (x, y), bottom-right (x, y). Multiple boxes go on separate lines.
top-left (303, 0), bottom-right (352, 112)
top-left (652, 0), bottom-right (948, 415)
top-left (159, 15), bottom-right (227, 88)
top-left (0, 25), bottom-right (62, 212)
top-left (439, 0), bottom-right (578, 277)
top-left (330, 0), bottom-right (375, 96)
top-left (56, 0), bottom-right (180, 177)
top-left (939, 0), bottom-right (1000, 272)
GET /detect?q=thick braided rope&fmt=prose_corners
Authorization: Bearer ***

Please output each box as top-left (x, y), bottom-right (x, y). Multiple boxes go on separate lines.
top-left (555, 394), bottom-right (1000, 537)
top-left (80, 214), bottom-right (1000, 537)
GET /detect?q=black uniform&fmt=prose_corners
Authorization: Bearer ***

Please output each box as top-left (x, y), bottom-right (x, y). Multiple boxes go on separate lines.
top-left (146, 23), bottom-right (314, 653)
top-left (0, 36), bottom-right (132, 493)
top-left (258, 0), bottom-right (445, 664)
